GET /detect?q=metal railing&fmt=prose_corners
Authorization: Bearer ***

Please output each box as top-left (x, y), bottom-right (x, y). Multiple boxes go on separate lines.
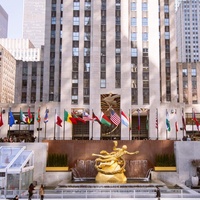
top-left (1, 188), bottom-right (200, 199)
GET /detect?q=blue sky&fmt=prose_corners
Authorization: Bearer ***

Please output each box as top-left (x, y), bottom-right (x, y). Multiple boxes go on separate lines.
top-left (0, 0), bottom-right (23, 38)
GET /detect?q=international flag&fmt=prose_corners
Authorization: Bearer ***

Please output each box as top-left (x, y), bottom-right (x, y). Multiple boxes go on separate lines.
top-left (9, 109), bottom-right (15, 127)
top-left (166, 110), bottom-right (171, 131)
top-left (26, 107), bottom-right (33, 124)
top-left (100, 112), bottom-right (111, 127)
top-left (155, 109), bottom-right (158, 129)
top-left (192, 109), bottom-right (199, 131)
top-left (44, 109), bottom-right (48, 123)
top-left (36, 107), bottom-right (41, 123)
top-left (182, 109), bottom-right (186, 131)
top-left (83, 111), bottom-right (93, 121)
top-left (121, 110), bottom-right (129, 127)
top-left (110, 110), bottom-right (121, 126)
top-left (64, 110), bottom-right (76, 124)
top-left (175, 110), bottom-right (178, 132)
top-left (72, 112), bottom-right (85, 123)
top-left (137, 109), bottom-right (140, 131)
top-left (55, 113), bottom-right (62, 127)
top-left (0, 112), bottom-right (3, 127)
top-left (92, 112), bottom-right (101, 125)
top-left (20, 108), bottom-right (27, 123)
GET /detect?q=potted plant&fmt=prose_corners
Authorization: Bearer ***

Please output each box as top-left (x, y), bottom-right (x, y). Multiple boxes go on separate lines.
top-left (154, 153), bottom-right (176, 171)
top-left (46, 153), bottom-right (69, 172)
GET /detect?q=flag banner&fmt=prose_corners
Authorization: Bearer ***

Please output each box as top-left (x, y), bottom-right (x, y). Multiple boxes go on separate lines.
top-left (0, 112), bottom-right (3, 127)
top-left (55, 113), bottom-right (62, 127)
top-left (72, 112), bottom-right (86, 123)
top-left (175, 110), bottom-right (178, 132)
top-left (182, 109), bottom-right (186, 131)
top-left (83, 111), bottom-right (93, 121)
top-left (27, 107), bottom-right (33, 124)
top-left (110, 110), bottom-right (121, 126)
top-left (192, 109), bottom-right (199, 131)
top-left (37, 107), bottom-right (41, 123)
top-left (121, 110), bottom-right (129, 127)
top-left (9, 109), bottom-right (15, 127)
top-left (20, 108), bottom-right (27, 123)
top-left (44, 109), bottom-right (49, 123)
top-left (155, 109), bottom-right (158, 129)
top-left (64, 110), bottom-right (71, 123)
top-left (146, 113), bottom-right (149, 130)
top-left (166, 110), bottom-right (171, 131)
top-left (137, 109), bottom-right (140, 131)
top-left (100, 112), bottom-right (111, 127)
top-left (92, 112), bottom-right (101, 125)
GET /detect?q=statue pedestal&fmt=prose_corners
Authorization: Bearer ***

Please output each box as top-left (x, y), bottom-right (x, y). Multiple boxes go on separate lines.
top-left (95, 172), bottom-right (127, 183)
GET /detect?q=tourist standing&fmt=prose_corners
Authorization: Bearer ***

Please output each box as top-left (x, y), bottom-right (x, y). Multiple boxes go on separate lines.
top-left (13, 195), bottom-right (19, 200)
top-left (39, 184), bottom-right (44, 200)
top-left (28, 183), bottom-right (35, 200)
top-left (156, 187), bottom-right (161, 200)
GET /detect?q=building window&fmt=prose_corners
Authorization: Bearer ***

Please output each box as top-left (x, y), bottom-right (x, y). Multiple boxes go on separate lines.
top-left (142, 18), bottom-right (148, 26)
top-left (131, 2), bottom-right (136, 11)
top-left (100, 79), bottom-right (106, 88)
top-left (131, 17), bottom-right (137, 26)
top-left (131, 32), bottom-right (137, 41)
top-left (131, 48), bottom-right (138, 57)
top-left (142, 33), bottom-right (148, 41)
top-left (142, 2), bottom-right (148, 11)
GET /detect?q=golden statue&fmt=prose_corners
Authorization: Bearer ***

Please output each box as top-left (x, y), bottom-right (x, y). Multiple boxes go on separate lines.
top-left (92, 141), bottom-right (139, 183)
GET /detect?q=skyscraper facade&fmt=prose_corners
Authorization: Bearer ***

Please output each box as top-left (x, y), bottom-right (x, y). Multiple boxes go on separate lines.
top-left (23, 0), bottom-right (46, 48)
top-left (41, 0), bottom-right (178, 140)
top-left (176, 0), bottom-right (200, 62)
top-left (0, 5), bottom-right (8, 38)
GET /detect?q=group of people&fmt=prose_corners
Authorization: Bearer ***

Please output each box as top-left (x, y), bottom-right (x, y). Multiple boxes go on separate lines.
top-left (28, 183), bottom-right (44, 200)
top-left (12, 183), bottom-right (44, 200)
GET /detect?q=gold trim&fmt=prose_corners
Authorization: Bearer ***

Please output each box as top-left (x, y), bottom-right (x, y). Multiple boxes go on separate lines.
top-left (154, 166), bottom-right (176, 172)
top-left (46, 167), bottom-right (69, 172)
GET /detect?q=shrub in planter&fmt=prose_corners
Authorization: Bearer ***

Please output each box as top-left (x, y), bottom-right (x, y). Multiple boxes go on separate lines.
top-left (47, 153), bottom-right (68, 167)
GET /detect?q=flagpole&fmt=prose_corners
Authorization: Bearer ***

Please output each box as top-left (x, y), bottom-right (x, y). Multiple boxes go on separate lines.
top-left (182, 108), bottom-right (184, 138)
top-left (63, 109), bottom-right (65, 140)
top-left (9, 107), bottom-right (11, 134)
top-left (19, 108), bottom-right (21, 134)
top-left (129, 109), bottom-right (131, 140)
top-left (175, 109), bottom-right (177, 141)
top-left (91, 109), bottom-right (94, 140)
top-left (156, 108), bottom-right (159, 140)
top-left (38, 106), bottom-right (41, 142)
top-left (166, 109), bottom-right (168, 139)
top-left (54, 109), bottom-right (56, 140)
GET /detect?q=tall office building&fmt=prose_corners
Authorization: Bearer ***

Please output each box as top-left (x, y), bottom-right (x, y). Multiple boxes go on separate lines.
top-left (0, 5), bottom-right (8, 38)
top-left (176, 0), bottom-right (200, 62)
top-left (23, 0), bottom-right (46, 48)
top-left (41, 0), bottom-right (177, 140)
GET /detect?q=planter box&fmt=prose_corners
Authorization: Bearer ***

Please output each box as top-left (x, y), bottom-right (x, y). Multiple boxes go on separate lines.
top-left (46, 167), bottom-right (69, 172)
top-left (154, 166), bottom-right (176, 172)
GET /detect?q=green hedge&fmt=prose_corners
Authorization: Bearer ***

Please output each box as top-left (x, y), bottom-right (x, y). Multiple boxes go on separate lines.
top-left (155, 153), bottom-right (176, 166)
top-left (47, 153), bottom-right (68, 167)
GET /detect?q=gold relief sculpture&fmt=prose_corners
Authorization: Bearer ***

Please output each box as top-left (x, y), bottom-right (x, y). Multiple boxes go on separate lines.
top-left (92, 141), bottom-right (139, 183)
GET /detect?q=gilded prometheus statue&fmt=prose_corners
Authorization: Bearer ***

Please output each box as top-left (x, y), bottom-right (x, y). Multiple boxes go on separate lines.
top-left (92, 141), bottom-right (139, 183)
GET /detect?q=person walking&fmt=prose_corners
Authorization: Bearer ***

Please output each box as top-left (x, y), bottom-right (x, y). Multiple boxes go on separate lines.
top-left (28, 183), bottom-right (35, 200)
top-left (39, 184), bottom-right (44, 200)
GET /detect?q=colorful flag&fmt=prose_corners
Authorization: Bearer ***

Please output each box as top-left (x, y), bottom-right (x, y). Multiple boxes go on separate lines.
top-left (182, 109), bottom-right (186, 131)
top-left (26, 107), bottom-right (33, 124)
top-left (137, 109), bottom-right (140, 131)
top-left (192, 109), bottom-right (199, 131)
top-left (9, 109), bottom-right (15, 127)
top-left (83, 111), bottom-right (93, 121)
top-left (175, 110), bottom-right (178, 132)
top-left (55, 113), bottom-right (62, 127)
top-left (64, 110), bottom-right (73, 123)
top-left (166, 110), bottom-right (171, 131)
top-left (36, 107), bottom-right (41, 123)
top-left (72, 112), bottom-right (86, 123)
top-left (100, 112), bottom-right (111, 127)
top-left (155, 109), bottom-right (158, 129)
top-left (92, 112), bottom-right (101, 125)
top-left (0, 112), bottom-right (3, 127)
top-left (121, 110), bottom-right (129, 127)
top-left (44, 109), bottom-right (48, 123)
top-left (146, 114), bottom-right (149, 130)
top-left (110, 110), bottom-right (121, 126)
top-left (20, 108), bottom-right (26, 123)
